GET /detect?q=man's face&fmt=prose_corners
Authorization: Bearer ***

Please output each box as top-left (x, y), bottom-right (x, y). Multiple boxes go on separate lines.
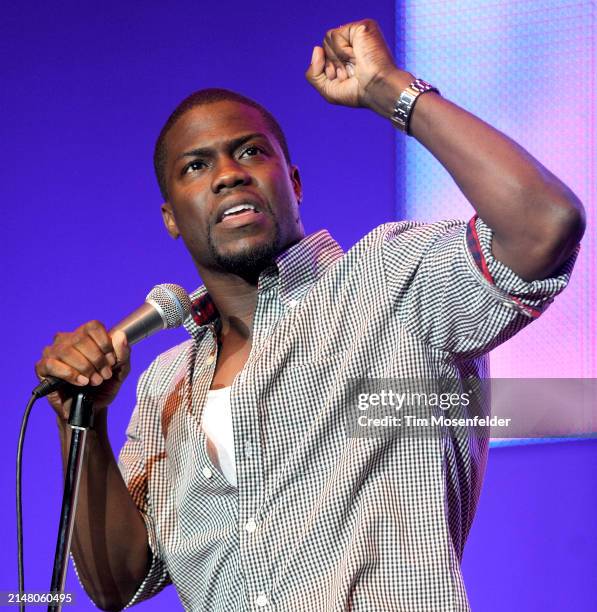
top-left (161, 100), bottom-right (304, 279)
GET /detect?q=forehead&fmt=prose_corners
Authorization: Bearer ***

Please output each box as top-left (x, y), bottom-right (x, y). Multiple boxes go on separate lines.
top-left (165, 100), bottom-right (275, 160)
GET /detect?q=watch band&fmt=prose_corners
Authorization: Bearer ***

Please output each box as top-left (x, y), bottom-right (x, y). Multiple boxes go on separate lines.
top-left (390, 78), bottom-right (440, 135)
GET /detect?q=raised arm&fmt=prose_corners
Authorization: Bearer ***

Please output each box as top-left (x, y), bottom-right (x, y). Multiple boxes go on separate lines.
top-left (305, 18), bottom-right (585, 281)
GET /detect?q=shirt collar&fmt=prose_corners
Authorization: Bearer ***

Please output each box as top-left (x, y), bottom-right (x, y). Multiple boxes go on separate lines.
top-left (183, 229), bottom-right (343, 339)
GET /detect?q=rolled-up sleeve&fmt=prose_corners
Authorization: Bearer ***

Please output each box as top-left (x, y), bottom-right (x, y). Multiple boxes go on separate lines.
top-left (382, 216), bottom-right (579, 359)
top-left (118, 367), bottom-right (171, 607)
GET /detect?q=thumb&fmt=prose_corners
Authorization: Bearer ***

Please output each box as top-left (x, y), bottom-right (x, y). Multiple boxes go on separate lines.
top-left (112, 330), bottom-right (130, 365)
top-left (305, 46), bottom-right (327, 90)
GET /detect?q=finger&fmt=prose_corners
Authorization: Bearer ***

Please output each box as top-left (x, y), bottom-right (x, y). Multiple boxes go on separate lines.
top-left (305, 45), bottom-right (326, 84)
top-left (325, 60), bottom-right (337, 81)
top-left (84, 320), bottom-right (117, 367)
top-left (322, 39), bottom-right (349, 81)
top-left (111, 330), bottom-right (130, 366)
top-left (305, 46), bottom-right (337, 103)
top-left (37, 356), bottom-right (90, 387)
top-left (329, 28), bottom-right (356, 63)
top-left (322, 37), bottom-right (345, 74)
top-left (69, 335), bottom-right (113, 382)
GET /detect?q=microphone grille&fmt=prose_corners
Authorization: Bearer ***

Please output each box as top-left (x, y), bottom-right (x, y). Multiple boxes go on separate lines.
top-left (146, 283), bottom-right (192, 328)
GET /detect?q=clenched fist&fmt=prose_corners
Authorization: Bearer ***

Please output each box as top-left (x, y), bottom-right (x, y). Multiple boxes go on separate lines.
top-left (305, 18), bottom-right (409, 114)
top-left (35, 321), bottom-right (131, 420)
top-left (306, 19), bottom-right (397, 110)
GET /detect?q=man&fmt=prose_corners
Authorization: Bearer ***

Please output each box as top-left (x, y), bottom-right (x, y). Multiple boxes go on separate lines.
top-left (36, 19), bottom-right (584, 611)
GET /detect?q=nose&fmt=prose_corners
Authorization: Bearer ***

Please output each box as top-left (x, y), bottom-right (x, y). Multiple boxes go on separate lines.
top-left (211, 157), bottom-right (251, 194)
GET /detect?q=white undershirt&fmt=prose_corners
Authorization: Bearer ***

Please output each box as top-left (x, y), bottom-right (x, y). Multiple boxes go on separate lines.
top-left (201, 386), bottom-right (237, 487)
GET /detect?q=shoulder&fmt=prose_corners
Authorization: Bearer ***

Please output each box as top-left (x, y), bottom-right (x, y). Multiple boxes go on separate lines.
top-left (136, 337), bottom-right (195, 398)
top-left (343, 220), bottom-right (467, 265)
top-left (350, 220), bottom-right (466, 248)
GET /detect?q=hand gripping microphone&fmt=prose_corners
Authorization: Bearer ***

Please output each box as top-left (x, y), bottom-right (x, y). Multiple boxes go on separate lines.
top-left (32, 283), bottom-right (192, 398)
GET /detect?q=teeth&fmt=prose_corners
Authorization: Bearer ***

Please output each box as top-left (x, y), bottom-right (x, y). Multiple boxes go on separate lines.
top-left (222, 204), bottom-right (256, 217)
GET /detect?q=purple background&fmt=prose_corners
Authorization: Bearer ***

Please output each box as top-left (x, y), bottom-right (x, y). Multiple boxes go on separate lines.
top-left (2, 2), bottom-right (595, 610)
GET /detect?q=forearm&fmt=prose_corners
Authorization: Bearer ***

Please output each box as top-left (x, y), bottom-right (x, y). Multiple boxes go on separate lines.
top-left (368, 68), bottom-right (585, 280)
top-left (58, 411), bottom-right (149, 611)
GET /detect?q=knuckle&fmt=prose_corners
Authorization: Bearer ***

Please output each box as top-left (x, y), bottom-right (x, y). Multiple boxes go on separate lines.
top-left (92, 354), bottom-right (107, 368)
top-left (81, 364), bottom-right (97, 377)
top-left (100, 340), bottom-right (113, 353)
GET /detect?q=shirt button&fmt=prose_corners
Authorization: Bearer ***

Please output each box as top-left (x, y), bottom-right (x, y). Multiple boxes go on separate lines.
top-left (244, 440), bottom-right (253, 458)
top-left (254, 592), bottom-right (268, 607)
top-left (287, 299), bottom-right (299, 309)
top-left (202, 466), bottom-right (213, 479)
top-left (245, 517), bottom-right (257, 533)
top-left (205, 354), bottom-right (215, 365)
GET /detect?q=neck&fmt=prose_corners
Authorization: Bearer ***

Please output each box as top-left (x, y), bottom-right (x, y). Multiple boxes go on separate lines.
top-left (199, 267), bottom-right (260, 339)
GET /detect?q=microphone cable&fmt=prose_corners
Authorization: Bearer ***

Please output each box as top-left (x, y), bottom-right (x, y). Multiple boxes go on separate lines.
top-left (15, 282), bottom-right (192, 609)
top-left (16, 391), bottom-right (42, 612)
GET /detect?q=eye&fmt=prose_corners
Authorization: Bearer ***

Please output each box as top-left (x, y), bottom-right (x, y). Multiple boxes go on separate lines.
top-left (182, 160), bottom-right (206, 175)
top-left (240, 145), bottom-right (263, 158)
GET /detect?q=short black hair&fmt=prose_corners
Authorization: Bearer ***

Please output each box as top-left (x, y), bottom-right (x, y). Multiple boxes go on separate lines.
top-left (153, 88), bottom-right (292, 201)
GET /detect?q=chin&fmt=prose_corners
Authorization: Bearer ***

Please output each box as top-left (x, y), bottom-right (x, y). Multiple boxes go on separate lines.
top-left (209, 228), bottom-right (281, 280)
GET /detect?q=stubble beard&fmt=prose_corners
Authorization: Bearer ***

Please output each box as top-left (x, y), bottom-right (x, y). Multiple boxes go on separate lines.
top-left (207, 219), bottom-right (282, 282)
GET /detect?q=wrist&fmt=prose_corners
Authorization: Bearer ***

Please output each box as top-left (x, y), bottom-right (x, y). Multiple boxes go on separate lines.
top-left (390, 78), bottom-right (441, 135)
top-left (363, 67), bottom-right (414, 118)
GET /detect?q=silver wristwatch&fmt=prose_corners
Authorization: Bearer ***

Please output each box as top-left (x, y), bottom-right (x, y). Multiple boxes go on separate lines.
top-left (390, 78), bottom-right (440, 134)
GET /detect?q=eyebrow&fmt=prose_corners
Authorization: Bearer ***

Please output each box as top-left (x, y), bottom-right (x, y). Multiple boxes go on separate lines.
top-left (176, 132), bottom-right (269, 161)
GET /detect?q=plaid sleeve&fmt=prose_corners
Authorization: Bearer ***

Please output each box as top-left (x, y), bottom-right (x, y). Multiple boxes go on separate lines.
top-left (118, 365), bottom-right (171, 607)
top-left (382, 216), bottom-right (579, 359)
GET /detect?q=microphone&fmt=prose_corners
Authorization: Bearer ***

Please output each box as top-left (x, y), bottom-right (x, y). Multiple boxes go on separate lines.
top-left (33, 283), bottom-right (192, 398)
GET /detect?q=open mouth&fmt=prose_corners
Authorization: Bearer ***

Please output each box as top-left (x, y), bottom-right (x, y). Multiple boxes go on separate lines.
top-left (217, 202), bottom-right (264, 227)
top-left (221, 203), bottom-right (257, 219)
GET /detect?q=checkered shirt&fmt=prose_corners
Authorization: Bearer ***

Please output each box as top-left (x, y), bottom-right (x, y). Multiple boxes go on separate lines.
top-left (114, 217), bottom-right (576, 611)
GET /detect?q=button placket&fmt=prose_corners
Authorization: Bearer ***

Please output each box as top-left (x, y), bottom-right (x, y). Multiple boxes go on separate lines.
top-left (234, 283), bottom-right (279, 604)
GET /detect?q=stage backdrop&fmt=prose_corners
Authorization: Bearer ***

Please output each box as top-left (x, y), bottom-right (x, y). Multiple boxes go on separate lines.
top-left (2, 1), bottom-right (595, 610)
top-left (397, 0), bottom-right (596, 379)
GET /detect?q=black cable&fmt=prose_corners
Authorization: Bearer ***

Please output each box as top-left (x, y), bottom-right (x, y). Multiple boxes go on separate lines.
top-left (17, 392), bottom-right (39, 612)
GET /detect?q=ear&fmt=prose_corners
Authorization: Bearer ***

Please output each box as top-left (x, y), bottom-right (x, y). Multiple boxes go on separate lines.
top-left (289, 165), bottom-right (303, 204)
top-left (161, 202), bottom-right (180, 239)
